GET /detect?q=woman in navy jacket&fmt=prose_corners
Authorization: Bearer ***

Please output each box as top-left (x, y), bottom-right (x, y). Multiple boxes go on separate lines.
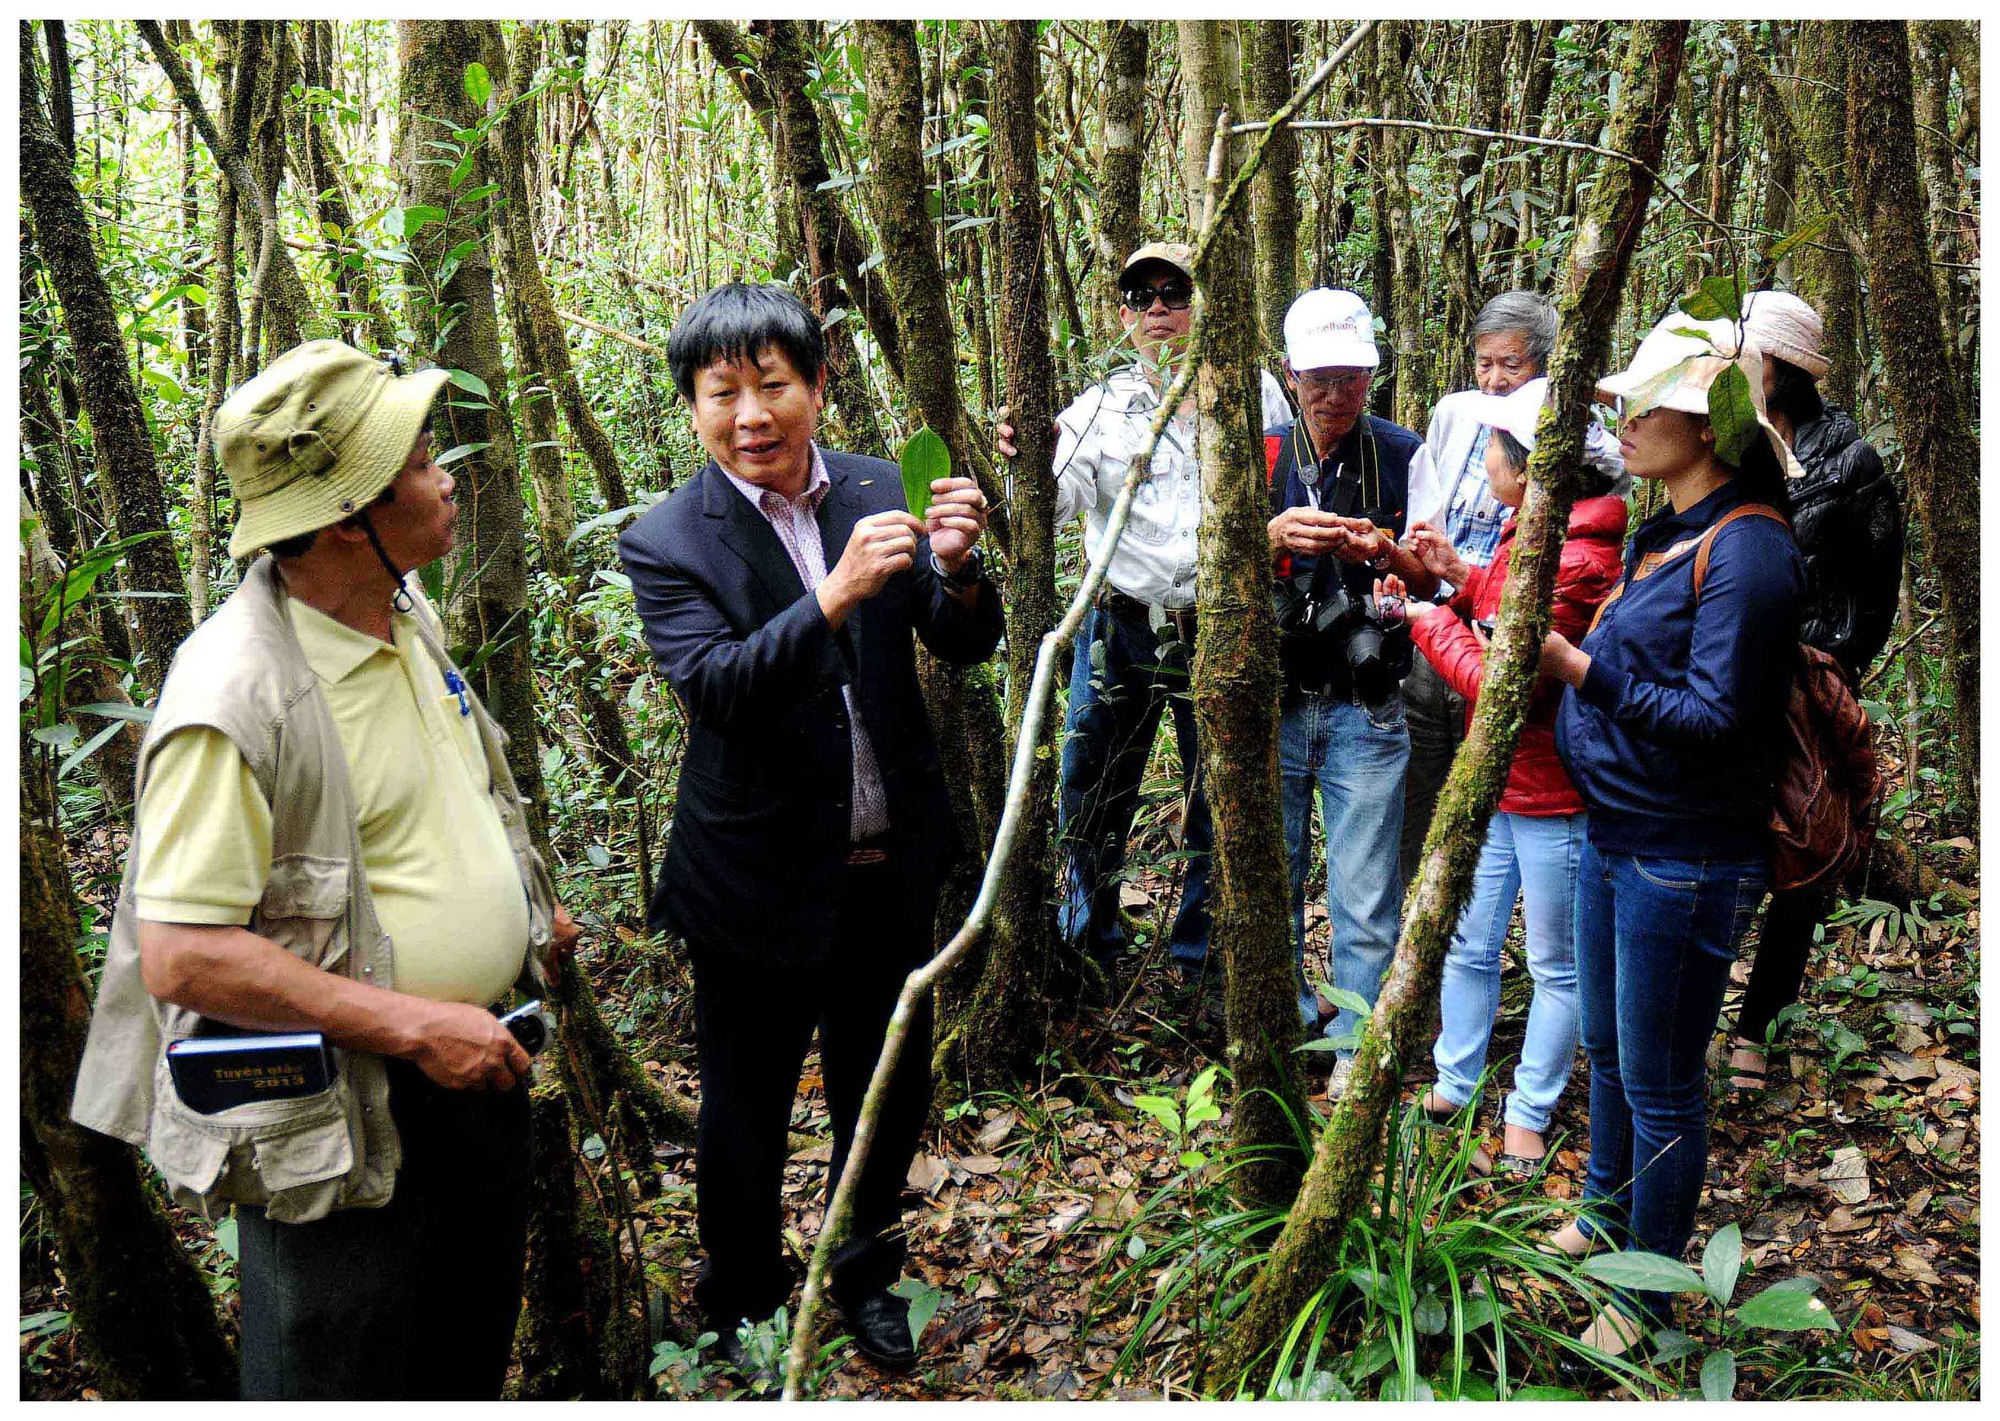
top-left (1537, 316), bottom-right (1805, 1361)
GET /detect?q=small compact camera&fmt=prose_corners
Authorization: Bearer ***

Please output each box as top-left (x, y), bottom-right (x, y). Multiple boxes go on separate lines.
top-left (500, 999), bottom-right (553, 1056)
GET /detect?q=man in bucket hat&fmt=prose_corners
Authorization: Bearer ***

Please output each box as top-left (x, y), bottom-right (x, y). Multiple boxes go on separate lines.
top-left (71, 339), bottom-right (579, 1399)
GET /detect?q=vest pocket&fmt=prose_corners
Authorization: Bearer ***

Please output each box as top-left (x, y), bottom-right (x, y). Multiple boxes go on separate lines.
top-left (254, 854), bottom-right (350, 967)
top-left (149, 1054), bottom-right (360, 1224)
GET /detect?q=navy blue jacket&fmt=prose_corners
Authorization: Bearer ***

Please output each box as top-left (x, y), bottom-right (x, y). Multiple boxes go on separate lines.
top-left (1554, 481), bottom-right (1805, 860)
top-left (1265, 414), bottom-right (1424, 695)
top-left (617, 449), bottom-right (1004, 964)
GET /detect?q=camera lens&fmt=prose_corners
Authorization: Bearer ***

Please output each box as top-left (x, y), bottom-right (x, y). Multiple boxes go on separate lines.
top-left (507, 1012), bottom-right (547, 1056)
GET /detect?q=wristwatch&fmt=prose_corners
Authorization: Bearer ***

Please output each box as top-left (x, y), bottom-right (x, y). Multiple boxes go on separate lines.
top-left (931, 546), bottom-right (985, 590)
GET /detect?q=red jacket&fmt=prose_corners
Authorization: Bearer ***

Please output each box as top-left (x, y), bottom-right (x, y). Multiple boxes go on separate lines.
top-left (1412, 494), bottom-right (1627, 816)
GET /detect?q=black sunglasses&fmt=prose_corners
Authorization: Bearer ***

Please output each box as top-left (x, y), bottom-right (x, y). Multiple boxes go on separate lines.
top-left (1121, 279), bottom-right (1194, 312)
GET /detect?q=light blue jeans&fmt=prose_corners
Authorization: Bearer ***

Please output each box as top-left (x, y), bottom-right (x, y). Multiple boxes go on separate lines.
top-left (1430, 810), bottom-right (1585, 1134)
top-left (1280, 690), bottom-right (1409, 1056)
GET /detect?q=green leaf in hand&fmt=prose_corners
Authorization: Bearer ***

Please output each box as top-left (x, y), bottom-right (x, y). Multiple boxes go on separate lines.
top-left (900, 425), bottom-right (950, 521)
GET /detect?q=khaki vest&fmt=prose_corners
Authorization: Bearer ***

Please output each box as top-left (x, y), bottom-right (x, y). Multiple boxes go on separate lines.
top-left (70, 557), bottom-right (554, 1223)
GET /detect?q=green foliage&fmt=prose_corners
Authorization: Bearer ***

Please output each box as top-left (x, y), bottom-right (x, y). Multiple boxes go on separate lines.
top-left (899, 425), bottom-right (949, 520)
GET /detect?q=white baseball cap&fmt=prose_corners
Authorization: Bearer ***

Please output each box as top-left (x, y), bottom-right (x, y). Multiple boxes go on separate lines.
top-left (1283, 289), bottom-right (1379, 372)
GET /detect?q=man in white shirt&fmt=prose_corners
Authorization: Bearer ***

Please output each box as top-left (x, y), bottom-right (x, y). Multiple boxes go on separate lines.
top-left (1035, 242), bottom-right (1292, 990)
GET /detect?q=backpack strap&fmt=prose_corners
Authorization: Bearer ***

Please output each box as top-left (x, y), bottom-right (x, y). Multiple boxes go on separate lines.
top-left (1691, 503), bottom-right (1787, 598)
top-left (1586, 502), bottom-right (1787, 635)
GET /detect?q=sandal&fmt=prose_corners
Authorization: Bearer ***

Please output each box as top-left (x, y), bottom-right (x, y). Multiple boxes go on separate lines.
top-left (1556, 1304), bottom-right (1648, 1381)
top-left (1726, 1038), bottom-right (1769, 1101)
top-left (1538, 1219), bottom-right (1611, 1260)
top-left (1419, 1091), bottom-right (1492, 1177)
top-left (1494, 1125), bottom-right (1548, 1180)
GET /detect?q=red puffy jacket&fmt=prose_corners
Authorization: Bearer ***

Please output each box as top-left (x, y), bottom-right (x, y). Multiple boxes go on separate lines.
top-left (1411, 494), bottom-right (1627, 816)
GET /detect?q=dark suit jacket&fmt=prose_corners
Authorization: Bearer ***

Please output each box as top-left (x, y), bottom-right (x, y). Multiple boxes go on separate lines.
top-left (617, 448), bottom-right (1004, 964)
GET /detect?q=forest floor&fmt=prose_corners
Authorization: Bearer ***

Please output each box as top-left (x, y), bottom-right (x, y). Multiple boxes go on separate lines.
top-left (22, 818), bottom-right (1980, 1401)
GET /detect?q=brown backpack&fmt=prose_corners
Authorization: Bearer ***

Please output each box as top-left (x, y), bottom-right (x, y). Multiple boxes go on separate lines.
top-left (1691, 506), bottom-right (1882, 893)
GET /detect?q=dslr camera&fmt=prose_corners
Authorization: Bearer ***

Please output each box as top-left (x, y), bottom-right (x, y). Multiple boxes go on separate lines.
top-left (1274, 573), bottom-right (1413, 705)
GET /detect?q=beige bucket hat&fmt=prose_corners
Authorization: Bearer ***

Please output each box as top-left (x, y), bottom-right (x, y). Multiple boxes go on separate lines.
top-left (218, 340), bottom-right (450, 558)
top-left (1595, 314), bottom-right (1806, 480)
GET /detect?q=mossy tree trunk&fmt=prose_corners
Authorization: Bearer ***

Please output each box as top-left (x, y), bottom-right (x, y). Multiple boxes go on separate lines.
top-left (23, 22), bottom-right (194, 689)
top-left (19, 540), bottom-right (234, 1396)
top-left (947, 19), bottom-right (1060, 1090)
top-left (397, 18), bottom-right (547, 834)
top-left (1179, 19), bottom-right (1308, 1210)
top-left (1094, 20), bottom-right (1150, 343)
top-left (735, 18), bottom-right (888, 455)
top-left (856, 13), bottom-right (1056, 1080)
top-left (1791, 21), bottom-right (1863, 411)
top-left (702, 18), bottom-right (906, 393)
top-left (1845, 19), bottom-right (1981, 811)
top-left (488, 21), bottom-right (650, 915)
top-left (514, 1085), bottom-right (647, 1399)
top-left (1204, 19), bottom-right (1688, 1392)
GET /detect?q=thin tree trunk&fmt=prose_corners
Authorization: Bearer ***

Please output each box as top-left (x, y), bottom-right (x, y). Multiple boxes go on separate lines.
top-left (1095, 20), bottom-right (1150, 344)
top-left (1180, 19), bottom-right (1307, 1210)
top-left (136, 19), bottom-right (311, 377)
top-left (855, 20), bottom-right (1009, 549)
top-left (23, 24), bottom-right (193, 686)
top-left (1846, 19), bottom-right (1981, 810)
top-left (296, 21), bottom-right (394, 351)
top-left (943, 19), bottom-right (1058, 1091)
top-left (1375, 22), bottom-right (1434, 431)
top-left (488, 20), bottom-right (649, 920)
top-left (1909, 21), bottom-right (1970, 392)
top-left (43, 18), bottom-right (75, 158)
top-left (1205, 20), bottom-right (1688, 1390)
top-left (1248, 20), bottom-right (1302, 361)
top-left (705, 18), bottom-right (906, 389)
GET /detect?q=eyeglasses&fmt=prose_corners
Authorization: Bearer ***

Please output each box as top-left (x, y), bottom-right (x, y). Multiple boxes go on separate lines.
top-left (1295, 369), bottom-right (1373, 395)
top-left (1121, 280), bottom-right (1194, 312)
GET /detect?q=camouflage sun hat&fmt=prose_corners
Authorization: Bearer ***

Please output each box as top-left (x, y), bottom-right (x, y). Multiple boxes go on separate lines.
top-left (217, 340), bottom-right (449, 559)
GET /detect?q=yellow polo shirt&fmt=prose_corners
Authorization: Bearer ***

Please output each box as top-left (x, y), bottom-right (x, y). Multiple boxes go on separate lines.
top-left (133, 600), bottom-right (530, 1006)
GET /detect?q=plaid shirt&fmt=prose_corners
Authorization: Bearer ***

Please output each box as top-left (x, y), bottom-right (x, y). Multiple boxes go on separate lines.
top-left (721, 445), bottom-right (892, 841)
top-left (1438, 426), bottom-right (1512, 571)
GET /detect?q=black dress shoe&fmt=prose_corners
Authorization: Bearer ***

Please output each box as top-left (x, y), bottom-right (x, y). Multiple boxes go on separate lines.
top-left (835, 1287), bottom-right (918, 1371)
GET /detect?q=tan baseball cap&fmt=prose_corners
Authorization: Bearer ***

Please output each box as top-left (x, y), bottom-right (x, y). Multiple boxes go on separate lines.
top-left (218, 340), bottom-right (449, 559)
top-left (1118, 241), bottom-right (1196, 289)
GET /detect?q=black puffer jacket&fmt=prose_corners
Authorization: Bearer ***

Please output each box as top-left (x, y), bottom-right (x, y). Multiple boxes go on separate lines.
top-left (1788, 405), bottom-right (1904, 681)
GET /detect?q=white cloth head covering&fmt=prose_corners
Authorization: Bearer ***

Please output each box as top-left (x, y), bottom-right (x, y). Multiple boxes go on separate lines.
top-left (1595, 314), bottom-right (1808, 480)
top-left (1741, 289), bottom-right (1829, 379)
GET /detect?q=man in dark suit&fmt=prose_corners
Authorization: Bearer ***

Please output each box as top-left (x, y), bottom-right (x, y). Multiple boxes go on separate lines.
top-left (617, 283), bottom-right (1001, 1372)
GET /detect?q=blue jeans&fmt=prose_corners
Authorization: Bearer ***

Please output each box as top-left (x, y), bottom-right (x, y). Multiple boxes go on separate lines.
top-left (1431, 811), bottom-right (1585, 1134)
top-left (1279, 690), bottom-right (1409, 1053)
top-left (1573, 836), bottom-right (1767, 1321)
top-left (1058, 603), bottom-right (1212, 966)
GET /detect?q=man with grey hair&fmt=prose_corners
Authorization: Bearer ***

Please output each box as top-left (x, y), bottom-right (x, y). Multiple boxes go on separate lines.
top-left (1399, 291), bottom-right (1624, 883)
